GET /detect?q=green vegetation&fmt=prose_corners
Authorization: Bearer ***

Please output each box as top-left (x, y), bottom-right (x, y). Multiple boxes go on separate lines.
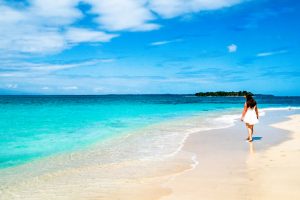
top-left (195, 91), bottom-right (253, 97)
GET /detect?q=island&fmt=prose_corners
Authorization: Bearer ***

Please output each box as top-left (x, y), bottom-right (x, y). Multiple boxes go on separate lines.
top-left (195, 91), bottom-right (253, 97)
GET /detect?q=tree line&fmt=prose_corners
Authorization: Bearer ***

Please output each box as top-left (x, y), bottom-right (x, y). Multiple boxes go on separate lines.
top-left (195, 91), bottom-right (253, 97)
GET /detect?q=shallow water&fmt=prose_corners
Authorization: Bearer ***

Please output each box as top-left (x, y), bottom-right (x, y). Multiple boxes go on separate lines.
top-left (0, 95), bottom-right (299, 169)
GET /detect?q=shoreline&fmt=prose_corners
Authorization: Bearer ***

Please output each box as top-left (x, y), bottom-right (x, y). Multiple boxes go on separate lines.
top-left (160, 109), bottom-right (300, 200)
top-left (0, 108), bottom-right (240, 199)
top-left (0, 108), bottom-right (299, 199)
top-left (0, 107), bottom-right (240, 170)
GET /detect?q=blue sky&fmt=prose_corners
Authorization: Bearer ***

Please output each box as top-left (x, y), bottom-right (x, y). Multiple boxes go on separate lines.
top-left (0, 0), bottom-right (299, 95)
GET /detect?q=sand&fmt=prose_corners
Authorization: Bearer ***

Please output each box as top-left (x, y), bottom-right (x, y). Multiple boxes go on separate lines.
top-left (161, 110), bottom-right (300, 200)
top-left (245, 115), bottom-right (300, 200)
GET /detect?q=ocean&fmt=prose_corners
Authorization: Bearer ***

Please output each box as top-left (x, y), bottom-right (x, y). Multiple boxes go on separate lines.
top-left (1, 95), bottom-right (300, 169)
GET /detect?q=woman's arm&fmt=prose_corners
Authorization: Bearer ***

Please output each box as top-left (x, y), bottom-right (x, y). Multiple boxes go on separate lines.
top-left (241, 103), bottom-right (248, 121)
top-left (255, 106), bottom-right (259, 119)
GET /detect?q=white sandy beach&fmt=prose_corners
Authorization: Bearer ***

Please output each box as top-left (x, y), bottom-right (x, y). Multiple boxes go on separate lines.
top-left (161, 110), bottom-right (300, 200)
top-left (0, 109), bottom-right (300, 200)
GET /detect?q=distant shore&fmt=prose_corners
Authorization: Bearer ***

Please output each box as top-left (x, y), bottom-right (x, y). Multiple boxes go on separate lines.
top-left (195, 91), bottom-right (254, 97)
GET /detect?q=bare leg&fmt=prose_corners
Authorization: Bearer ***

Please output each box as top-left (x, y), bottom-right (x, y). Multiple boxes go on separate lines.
top-left (245, 124), bottom-right (250, 140)
top-left (246, 124), bottom-right (253, 142)
top-left (249, 125), bottom-right (254, 142)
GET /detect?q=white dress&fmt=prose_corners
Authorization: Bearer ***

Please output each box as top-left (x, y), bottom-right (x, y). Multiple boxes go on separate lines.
top-left (244, 106), bottom-right (259, 125)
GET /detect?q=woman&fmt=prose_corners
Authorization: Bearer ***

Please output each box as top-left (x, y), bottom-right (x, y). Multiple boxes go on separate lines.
top-left (241, 94), bottom-right (259, 142)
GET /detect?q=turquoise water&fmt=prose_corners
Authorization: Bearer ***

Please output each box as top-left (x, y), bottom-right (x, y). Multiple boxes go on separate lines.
top-left (0, 95), bottom-right (299, 168)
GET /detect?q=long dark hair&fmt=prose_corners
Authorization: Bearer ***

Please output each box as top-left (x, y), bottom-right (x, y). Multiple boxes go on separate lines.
top-left (246, 94), bottom-right (257, 108)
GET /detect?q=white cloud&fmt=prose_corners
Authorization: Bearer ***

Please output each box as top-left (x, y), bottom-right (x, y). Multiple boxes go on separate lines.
top-left (0, 0), bottom-right (245, 55)
top-left (62, 86), bottom-right (78, 90)
top-left (0, 4), bottom-right (26, 24)
top-left (0, 59), bottom-right (115, 78)
top-left (29, 0), bottom-right (82, 25)
top-left (98, 59), bottom-right (115, 63)
top-left (86, 0), bottom-right (160, 31)
top-left (0, 73), bottom-right (18, 77)
top-left (0, 1), bottom-right (117, 54)
top-left (151, 41), bottom-right (170, 46)
top-left (65, 28), bottom-right (118, 44)
top-left (28, 59), bottom-right (114, 72)
top-left (10, 30), bottom-right (66, 54)
top-left (150, 39), bottom-right (182, 46)
top-left (6, 83), bottom-right (18, 89)
top-left (0, 72), bottom-right (28, 77)
top-left (149, 0), bottom-right (242, 18)
top-left (41, 86), bottom-right (50, 90)
top-left (0, 1), bottom-right (72, 54)
top-left (256, 50), bottom-right (288, 57)
top-left (228, 44), bottom-right (237, 53)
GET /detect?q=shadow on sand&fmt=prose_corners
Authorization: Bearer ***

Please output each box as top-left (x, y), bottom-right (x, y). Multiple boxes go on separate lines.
top-left (252, 136), bottom-right (263, 141)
